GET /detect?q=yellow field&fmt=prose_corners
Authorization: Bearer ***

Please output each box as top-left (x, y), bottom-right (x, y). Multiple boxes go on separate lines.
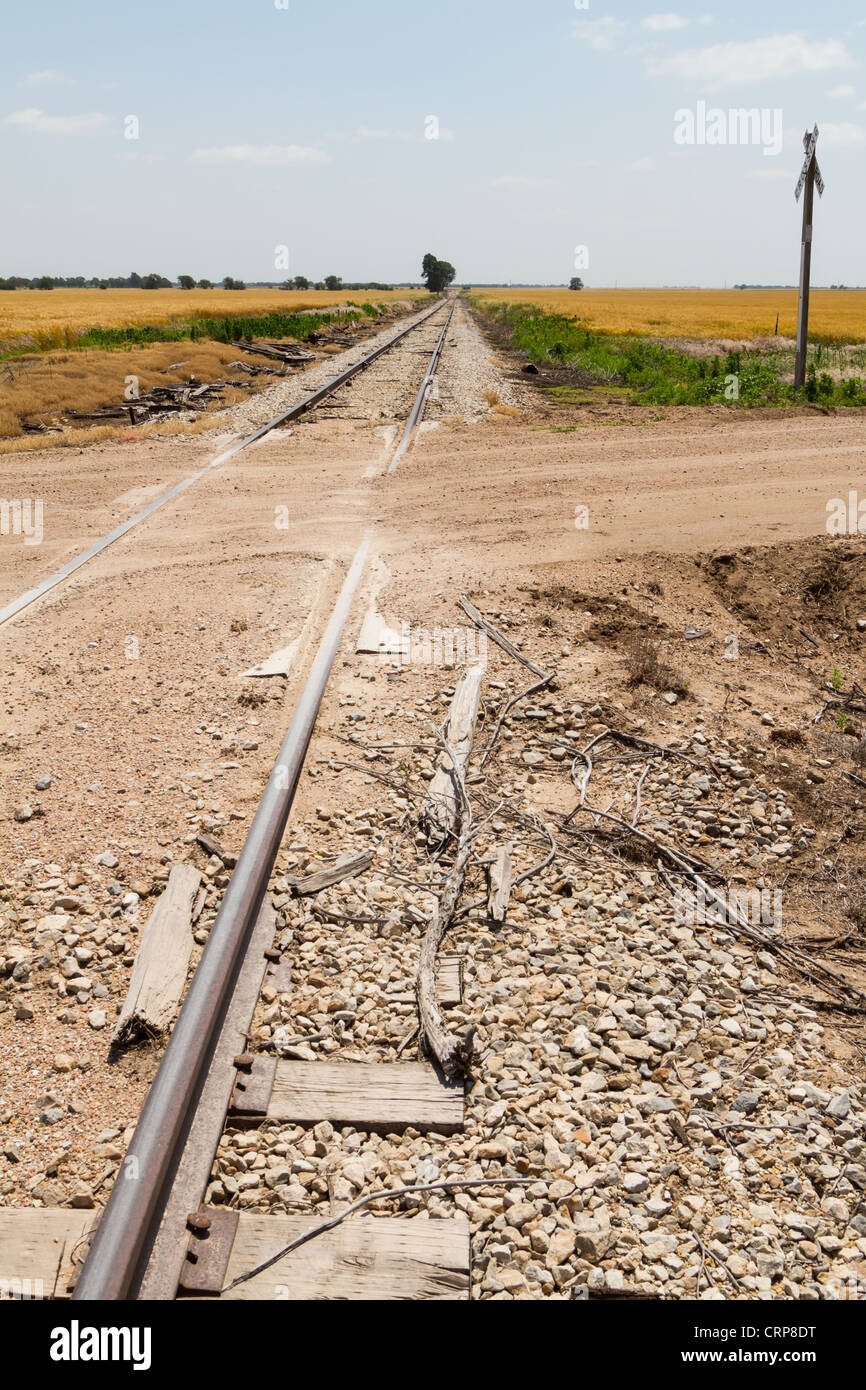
top-left (471, 288), bottom-right (866, 344)
top-left (0, 287), bottom-right (424, 345)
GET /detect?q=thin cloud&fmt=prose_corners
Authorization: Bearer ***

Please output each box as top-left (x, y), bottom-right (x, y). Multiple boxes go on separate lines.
top-left (326, 125), bottom-right (455, 143)
top-left (828, 84), bottom-right (855, 98)
top-left (189, 143), bottom-right (331, 166)
top-left (641, 14), bottom-right (689, 31)
top-left (820, 121), bottom-right (865, 146)
top-left (19, 69), bottom-right (74, 86)
top-left (571, 17), bottom-right (625, 51)
top-left (353, 126), bottom-right (415, 141)
top-left (625, 156), bottom-right (656, 173)
top-left (646, 33), bottom-right (853, 87)
top-left (746, 167), bottom-right (794, 181)
top-left (489, 174), bottom-right (561, 189)
top-left (3, 107), bottom-right (108, 134)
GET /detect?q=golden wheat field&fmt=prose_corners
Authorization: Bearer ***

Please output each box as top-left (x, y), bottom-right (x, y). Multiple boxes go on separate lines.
top-left (471, 288), bottom-right (866, 343)
top-left (0, 287), bottom-right (423, 346)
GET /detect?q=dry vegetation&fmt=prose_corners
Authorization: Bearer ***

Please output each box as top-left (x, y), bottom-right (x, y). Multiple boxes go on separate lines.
top-left (0, 341), bottom-right (263, 439)
top-left (0, 287), bottom-right (420, 347)
top-left (471, 287), bottom-right (866, 344)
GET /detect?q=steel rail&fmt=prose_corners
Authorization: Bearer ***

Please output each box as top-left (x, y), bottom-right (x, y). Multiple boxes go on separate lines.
top-left (0, 300), bottom-right (448, 630)
top-left (387, 300), bottom-right (455, 473)
top-left (72, 292), bottom-right (456, 1300)
top-left (73, 531), bottom-right (372, 1301)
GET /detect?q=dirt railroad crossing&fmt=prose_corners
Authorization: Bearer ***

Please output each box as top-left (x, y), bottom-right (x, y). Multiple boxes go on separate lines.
top-left (1, 292), bottom-right (866, 1308)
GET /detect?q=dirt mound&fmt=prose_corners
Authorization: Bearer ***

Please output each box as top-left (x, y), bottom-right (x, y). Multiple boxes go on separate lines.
top-left (700, 536), bottom-right (866, 668)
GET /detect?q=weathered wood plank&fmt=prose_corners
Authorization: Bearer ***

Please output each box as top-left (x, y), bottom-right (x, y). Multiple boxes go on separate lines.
top-left (437, 955), bottom-right (463, 1006)
top-left (487, 844), bottom-right (512, 922)
top-left (265, 1060), bottom-right (464, 1133)
top-left (112, 863), bottom-right (201, 1045)
top-left (285, 849), bottom-right (373, 896)
top-left (0, 1209), bottom-right (96, 1299)
top-left (203, 1211), bottom-right (469, 1301)
top-left (422, 665), bottom-right (483, 844)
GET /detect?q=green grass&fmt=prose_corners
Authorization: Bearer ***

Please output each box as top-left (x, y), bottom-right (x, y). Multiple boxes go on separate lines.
top-left (2, 308), bottom-right (366, 359)
top-left (481, 301), bottom-right (866, 409)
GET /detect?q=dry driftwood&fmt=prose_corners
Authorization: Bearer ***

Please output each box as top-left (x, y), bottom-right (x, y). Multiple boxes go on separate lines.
top-left (486, 844), bottom-right (512, 922)
top-left (112, 863), bottom-right (201, 1045)
top-left (230, 340), bottom-right (313, 363)
top-left (196, 830), bottom-right (234, 865)
top-left (421, 666), bottom-right (483, 844)
top-left (457, 594), bottom-right (549, 680)
top-left (416, 835), bottom-right (475, 1079)
top-left (286, 849), bottom-right (374, 896)
top-left (456, 596), bottom-right (555, 772)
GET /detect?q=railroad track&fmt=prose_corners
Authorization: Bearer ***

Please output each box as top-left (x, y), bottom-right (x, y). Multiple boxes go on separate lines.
top-left (0, 297), bottom-right (454, 631)
top-left (34, 294), bottom-right (468, 1301)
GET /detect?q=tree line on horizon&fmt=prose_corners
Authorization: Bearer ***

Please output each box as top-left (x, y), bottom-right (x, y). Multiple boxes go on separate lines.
top-left (0, 272), bottom-right (396, 292)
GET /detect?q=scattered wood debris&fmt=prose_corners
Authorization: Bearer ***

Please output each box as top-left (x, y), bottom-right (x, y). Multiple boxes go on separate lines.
top-left (112, 864), bottom-right (201, 1046)
top-left (285, 849), bottom-right (374, 897)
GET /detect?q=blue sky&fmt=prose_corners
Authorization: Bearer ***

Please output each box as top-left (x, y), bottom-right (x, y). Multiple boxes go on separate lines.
top-left (2, 0), bottom-right (864, 285)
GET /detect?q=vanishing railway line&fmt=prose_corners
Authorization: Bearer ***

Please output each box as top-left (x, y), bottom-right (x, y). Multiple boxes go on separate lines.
top-left (31, 293), bottom-right (468, 1300)
top-left (0, 297), bottom-right (454, 631)
top-left (2, 294), bottom-right (865, 1311)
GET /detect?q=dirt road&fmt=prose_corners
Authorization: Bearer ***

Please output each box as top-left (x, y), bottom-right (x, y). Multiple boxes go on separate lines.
top-left (1, 299), bottom-right (865, 1300)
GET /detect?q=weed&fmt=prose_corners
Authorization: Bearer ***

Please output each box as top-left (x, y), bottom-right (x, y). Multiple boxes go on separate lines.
top-left (624, 634), bottom-right (688, 696)
top-left (475, 300), bottom-right (866, 410)
top-left (237, 685), bottom-right (270, 707)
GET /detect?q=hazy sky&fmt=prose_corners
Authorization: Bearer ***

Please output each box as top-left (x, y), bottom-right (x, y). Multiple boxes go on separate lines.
top-left (2, 0), bottom-right (864, 285)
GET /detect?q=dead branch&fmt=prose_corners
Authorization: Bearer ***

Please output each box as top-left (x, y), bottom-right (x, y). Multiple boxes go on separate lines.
top-left (417, 737), bottom-right (476, 1076)
top-left (221, 1177), bottom-right (554, 1294)
top-left (458, 594), bottom-right (551, 680)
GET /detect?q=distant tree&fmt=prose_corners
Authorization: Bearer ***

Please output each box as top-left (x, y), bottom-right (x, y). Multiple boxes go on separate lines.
top-left (128, 271), bottom-right (141, 287)
top-left (293, 274), bottom-right (310, 289)
top-left (140, 272), bottom-right (171, 289)
top-left (421, 253), bottom-right (456, 293)
top-left (198, 278), bottom-right (213, 289)
top-left (222, 276), bottom-right (246, 290)
top-left (0, 278), bottom-right (14, 290)
top-left (177, 274), bottom-right (196, 290)
top-left (35, 276), bottom-right (54, 290)
top-left (324, 274), bottom-right (342, 291)
top-left (569, 276), bottom-right (584, 290)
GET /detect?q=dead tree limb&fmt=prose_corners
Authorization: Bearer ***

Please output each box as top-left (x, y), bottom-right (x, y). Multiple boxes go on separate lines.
top-left (416, 835), bottom-right (476, 1078)
top-left (486, 844), bottom-right (512, 921)
top-left (421, 665), bottom-right (483, 844)
top-left (417, 738), bottom-right (476, 1077)
top-left (458, 594), bottom-right (551, 680)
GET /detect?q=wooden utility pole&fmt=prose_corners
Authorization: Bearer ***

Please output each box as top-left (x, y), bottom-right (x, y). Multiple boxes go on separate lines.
top-left (794, 125), bottom-right (825, 388)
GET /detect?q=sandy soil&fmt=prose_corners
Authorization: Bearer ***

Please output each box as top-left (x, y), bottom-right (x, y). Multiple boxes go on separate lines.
top-left (1, 300), bottom-right (865, 1299)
